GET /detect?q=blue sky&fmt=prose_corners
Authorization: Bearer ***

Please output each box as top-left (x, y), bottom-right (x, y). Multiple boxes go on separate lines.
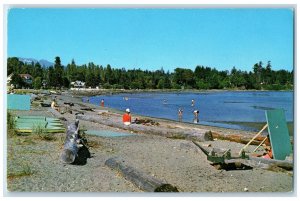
top-left (7, 8), bottom-right (294, 72)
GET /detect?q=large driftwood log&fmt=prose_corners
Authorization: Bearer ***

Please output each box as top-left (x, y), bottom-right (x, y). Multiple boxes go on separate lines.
top-left (76, 114), bottom-right (213, 142)
top-left (48, 108), bottom-right (68, 125)
top-left (61, 120), bottom-right (81, 164)
top-left (192, 141), bottom-right (293, 171)
top-left (211, 132), bottom-right (269, 146)
top-left (248, 156), bottom-right (293, 170)
top-left (105, 157), bottom-right (179, 192)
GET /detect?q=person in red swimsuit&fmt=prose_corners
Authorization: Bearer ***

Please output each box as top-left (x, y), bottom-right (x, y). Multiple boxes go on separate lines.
top-left (123, 108), bottom-right (132, 125)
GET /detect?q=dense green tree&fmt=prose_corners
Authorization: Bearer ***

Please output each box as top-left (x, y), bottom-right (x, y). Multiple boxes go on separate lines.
top-left (33, 77), bottom-right (42, 89)
top-left (6, 57), bottom-right (293, 90)
top-left (7, 57), bottom-right (23, 75)
top-left (51, 56), bottom-right (64, 88)
top-left (10, 73), bottom-right (26, 88)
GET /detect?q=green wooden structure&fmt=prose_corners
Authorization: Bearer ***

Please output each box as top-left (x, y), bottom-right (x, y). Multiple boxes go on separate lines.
top-left (7, 94), bottom-right (31, 110)
top-left (265, 109), bottom-right (292, 160)
top-left (15, 116), bottom-right (65, 133)
top-left (85, 130), bottom-right (135, 137)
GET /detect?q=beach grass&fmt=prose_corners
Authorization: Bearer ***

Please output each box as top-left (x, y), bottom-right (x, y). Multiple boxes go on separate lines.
top-left (7, 162), bottom-right (35, 179)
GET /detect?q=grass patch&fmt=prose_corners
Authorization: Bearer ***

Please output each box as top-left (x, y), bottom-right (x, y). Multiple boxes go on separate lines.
top-left (7, 163), bottom-right (35, 179)
top-left (15, 137), bottom-right (36, 145)
top-left (33, 125), bottom-right (57, 141)
top-left (86, 139), bottom-right (101, 148)
top-left (167, 134), bottom-right (186, 140)
top-left (7, 111), bottom-right (17, 138)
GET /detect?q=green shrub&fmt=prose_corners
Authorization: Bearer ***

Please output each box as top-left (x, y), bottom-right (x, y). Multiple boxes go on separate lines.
top-left (7, 111), bottom-right (16, 137)
top-left (33, 125), bottom-right (56, 141)
top-left (7, 162), bottom-right (34, 179)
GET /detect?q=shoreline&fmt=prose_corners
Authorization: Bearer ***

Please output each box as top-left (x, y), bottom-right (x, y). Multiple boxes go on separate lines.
top-left (61, 91), bottom-right (260, 137)
top-left (74, 90), bottom-right (294, 135)
top-left (68, 88), bottom-right (294, 96)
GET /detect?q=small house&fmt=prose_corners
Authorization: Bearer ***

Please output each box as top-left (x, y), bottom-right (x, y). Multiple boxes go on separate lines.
top-left (70, 81), bottom-right (85, 88)
top-left (19, 74), bottom-right (33, 85)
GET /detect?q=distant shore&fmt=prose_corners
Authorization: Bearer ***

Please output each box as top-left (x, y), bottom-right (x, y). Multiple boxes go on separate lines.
top-left (12, 87), bottom-right (293, 97)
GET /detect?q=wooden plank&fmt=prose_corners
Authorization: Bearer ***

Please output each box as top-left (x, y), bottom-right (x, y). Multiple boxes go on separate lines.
top-left (265, 109), bottom-right (292, 160)
top-left (239, 124), bottom-right (268, 155)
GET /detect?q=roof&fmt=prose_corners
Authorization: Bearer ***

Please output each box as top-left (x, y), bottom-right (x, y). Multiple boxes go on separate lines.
top-left (19, 74), bottom-right (33, 79)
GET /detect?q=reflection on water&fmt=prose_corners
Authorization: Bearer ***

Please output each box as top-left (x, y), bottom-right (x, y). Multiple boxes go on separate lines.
top-left (87, 91), bottom-right (293, 131)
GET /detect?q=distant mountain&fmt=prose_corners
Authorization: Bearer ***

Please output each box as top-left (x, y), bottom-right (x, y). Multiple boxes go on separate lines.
top-left (18, 57), bottom-right (54, 68)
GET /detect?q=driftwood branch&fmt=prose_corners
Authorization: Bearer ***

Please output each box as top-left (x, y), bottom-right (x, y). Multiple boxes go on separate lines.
top-left (105, 157), bottom-right (179, 192)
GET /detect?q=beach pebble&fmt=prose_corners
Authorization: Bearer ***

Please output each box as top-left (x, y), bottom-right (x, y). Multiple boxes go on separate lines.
top-left (243, 187), bottom-right (249, 192)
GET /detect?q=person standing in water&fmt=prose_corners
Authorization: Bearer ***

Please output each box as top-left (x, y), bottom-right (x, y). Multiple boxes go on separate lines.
top-left (178, 108), bottom-right (183, 122)
top-left (100, 99), bottom-right (104, 107)
top-left (191, 99), bottom-right (195, 107)
top-left (193, 110), bottom-right (199, 123)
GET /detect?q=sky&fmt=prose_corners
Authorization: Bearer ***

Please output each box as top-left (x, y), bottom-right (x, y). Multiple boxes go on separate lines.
top-left (7, 8), bottom-right (294, 72)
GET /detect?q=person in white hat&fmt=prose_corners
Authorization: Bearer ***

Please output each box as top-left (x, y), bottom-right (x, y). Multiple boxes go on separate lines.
top-left (123, 108), bottom-right (132, 125)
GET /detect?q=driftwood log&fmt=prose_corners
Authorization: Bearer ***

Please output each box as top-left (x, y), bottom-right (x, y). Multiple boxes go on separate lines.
top-left (61, 120), bottom-right (81, 164)
top-left (105, 157), bottom-right (179, 192)
top-left (211, 132), bottom-right (270, 146)
top-left (193, 142), bottom-right (293, 171)
top-left (247, 156), bottom-right (293, 170)
top-left (76, 114), bottom-right (213, 142)
top-left (48, 108), bottom-right (68, 125)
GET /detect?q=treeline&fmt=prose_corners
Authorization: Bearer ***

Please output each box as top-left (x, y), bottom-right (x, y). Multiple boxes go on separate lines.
top-left (7, 57), bottom-right (293, 90)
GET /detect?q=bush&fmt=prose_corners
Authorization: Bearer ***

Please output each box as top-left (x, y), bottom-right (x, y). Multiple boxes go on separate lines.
top-left (7, 111), bottom-right (16, 137)
top-left (33, 125), bottom-right (56, 141)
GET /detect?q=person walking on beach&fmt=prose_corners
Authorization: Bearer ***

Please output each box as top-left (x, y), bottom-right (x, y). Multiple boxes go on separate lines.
top-left (178, 108), bottom-right (183, 122)
top-left (100, 99), bottom-right (104, 107)
top-left (123, 108), bottom-right (132, 125)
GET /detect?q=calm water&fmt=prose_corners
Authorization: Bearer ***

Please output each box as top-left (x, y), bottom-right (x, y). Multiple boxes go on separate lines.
top-left (86, 91), bottom-right (293, 131)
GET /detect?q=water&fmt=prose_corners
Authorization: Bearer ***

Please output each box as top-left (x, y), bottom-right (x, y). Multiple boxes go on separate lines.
top-left (86, 91), bottom-right (293, 131)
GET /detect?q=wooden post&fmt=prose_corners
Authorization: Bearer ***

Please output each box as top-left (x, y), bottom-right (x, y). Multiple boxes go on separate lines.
top-left (252, 136), bottom-right (268, 153)
top-left (239, 124), bottom-right (268, 155)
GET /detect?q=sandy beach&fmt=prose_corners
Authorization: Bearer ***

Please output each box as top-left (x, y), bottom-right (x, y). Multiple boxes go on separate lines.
top-left (6, 90), bottom-right (294, 193)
